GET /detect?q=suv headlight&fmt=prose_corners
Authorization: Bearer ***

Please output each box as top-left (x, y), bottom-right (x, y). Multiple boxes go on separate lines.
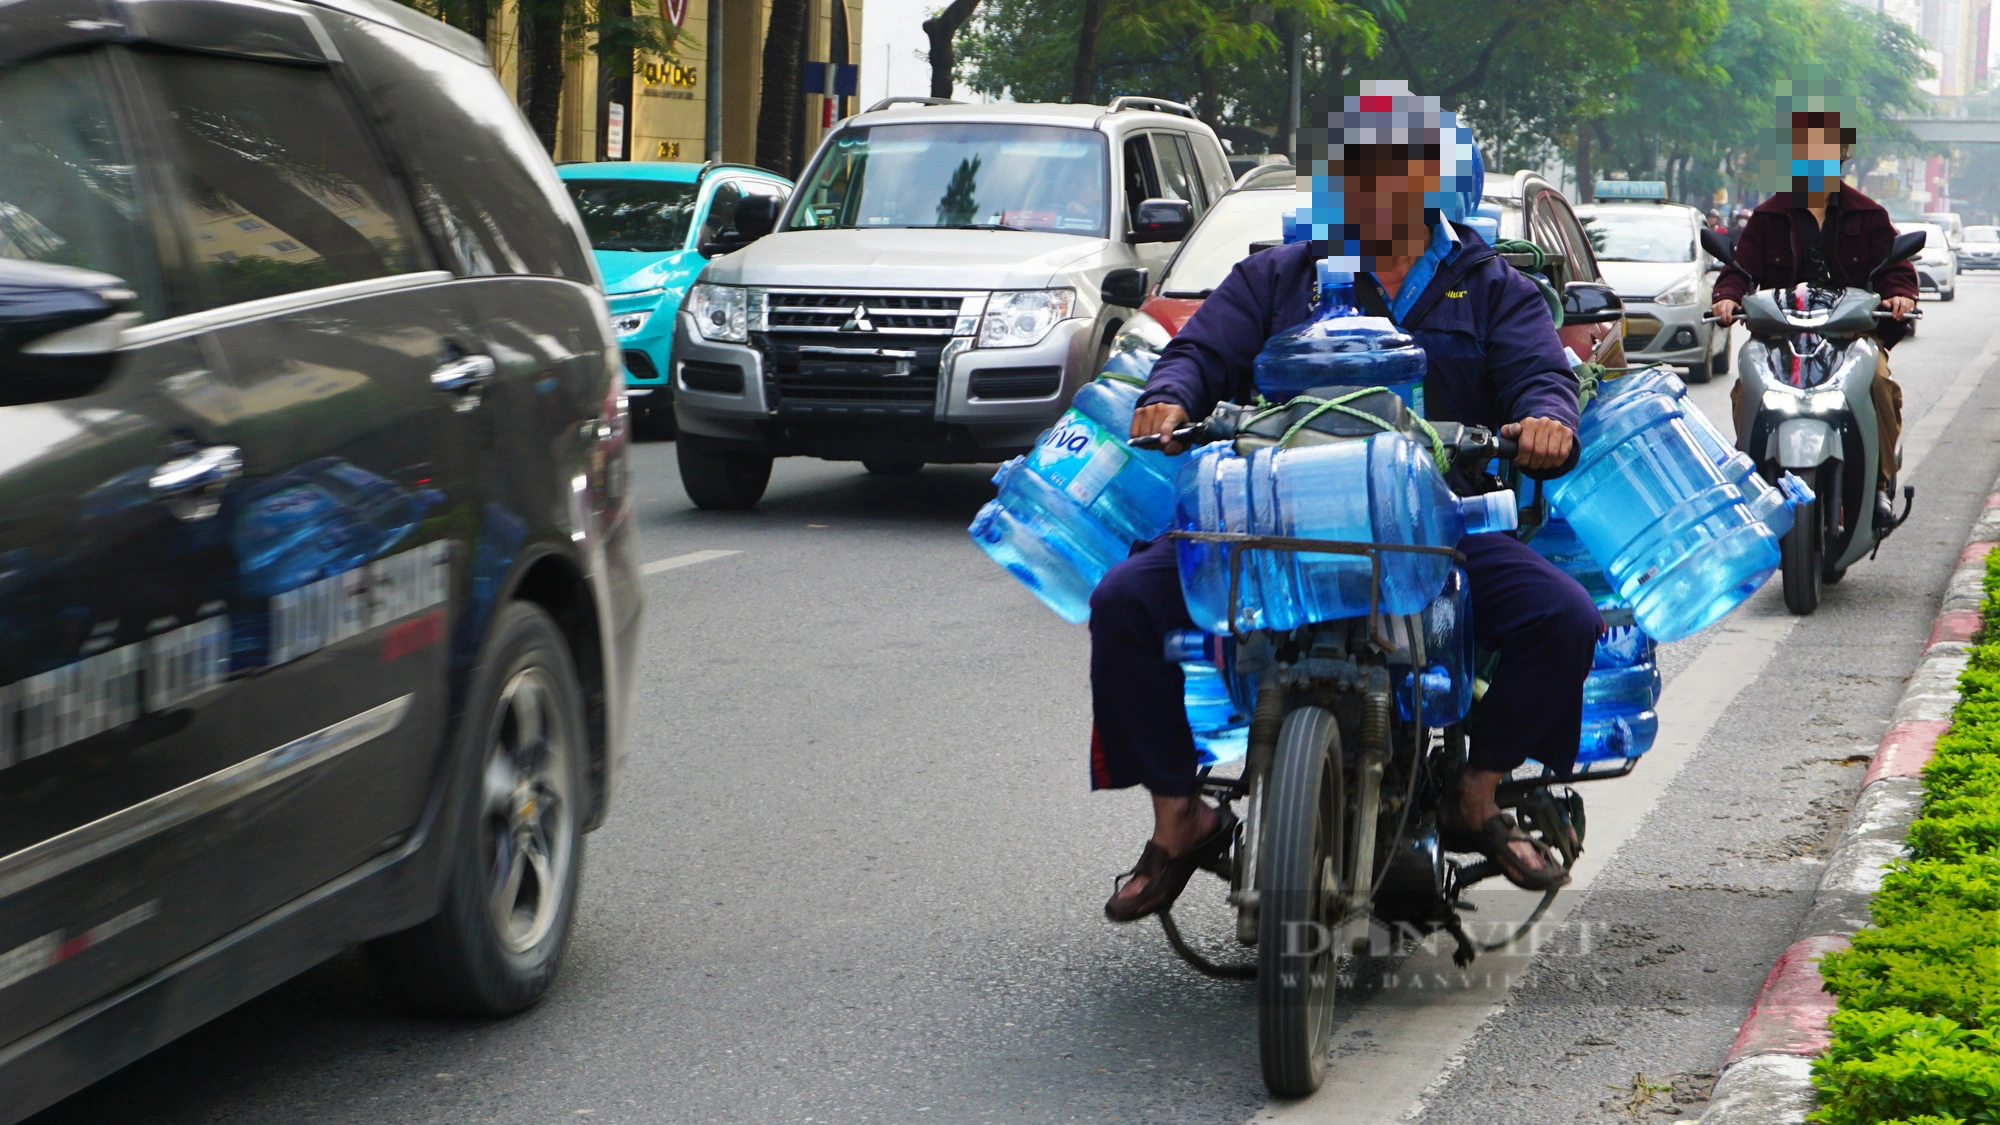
top-left (1654, 276), bottom-right (1700, 307)
top-left (609, 309), bottom-right (651, 337)
top-left (979, 288), bottom-right (1076, 348)
top-left (688, 284), bottom-right (748, 343)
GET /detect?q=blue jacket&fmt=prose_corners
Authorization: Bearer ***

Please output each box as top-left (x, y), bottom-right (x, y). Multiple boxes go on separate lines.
top-left (1137, 226), bottom-right (1580, 440)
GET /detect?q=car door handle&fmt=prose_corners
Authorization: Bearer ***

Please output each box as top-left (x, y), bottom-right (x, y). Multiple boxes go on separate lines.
top-left (431, 354), bottom-right (496, 393)
top-left (150, 444), bottom-right (242, 521)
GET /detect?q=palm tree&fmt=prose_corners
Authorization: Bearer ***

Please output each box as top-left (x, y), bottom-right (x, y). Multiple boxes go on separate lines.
top-left (756, 0), bottom-right (808, 175)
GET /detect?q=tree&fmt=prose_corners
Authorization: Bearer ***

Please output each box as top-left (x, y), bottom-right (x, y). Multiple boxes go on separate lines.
top-left (517, 0), bottom-right (568, 150)
top-left (924, 0), bottom-right (983, 99)
top-left (757, 0), bottom-right (809, 175)
top-left (961, 0), bottom-right (1377, 149)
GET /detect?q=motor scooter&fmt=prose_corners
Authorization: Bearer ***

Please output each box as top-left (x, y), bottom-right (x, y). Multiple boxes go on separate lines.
top-left (1699, 227), bottom-right (1923, 614)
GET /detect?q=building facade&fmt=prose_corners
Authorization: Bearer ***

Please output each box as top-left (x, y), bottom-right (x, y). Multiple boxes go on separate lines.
top-left (481, 0), bottom-right (864, 169)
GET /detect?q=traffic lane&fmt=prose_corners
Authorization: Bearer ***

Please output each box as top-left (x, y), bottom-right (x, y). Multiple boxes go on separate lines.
top-left (1407, 276), bottom-right (2000, 1123)
top-left (30, 453), bottom-right (1276, 1125)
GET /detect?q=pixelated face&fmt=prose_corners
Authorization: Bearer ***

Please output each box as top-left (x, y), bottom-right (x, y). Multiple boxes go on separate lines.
top-left (1293, 81), bottom-right (1480, 271)
top-left (1758, 68), bottom-right (1860, 196)
top-left (1790, 113), bottom-right (1852, 161)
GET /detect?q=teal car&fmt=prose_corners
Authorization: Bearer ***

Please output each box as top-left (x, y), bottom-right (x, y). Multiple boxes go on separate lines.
top-left (559, 161), bottom-right (792, 437)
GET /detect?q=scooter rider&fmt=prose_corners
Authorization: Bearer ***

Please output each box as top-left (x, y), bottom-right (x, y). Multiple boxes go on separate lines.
top-left (1710, 69), bottom-right (1915, 528)
top-left (1094, 82), bottom-right (1600, 923)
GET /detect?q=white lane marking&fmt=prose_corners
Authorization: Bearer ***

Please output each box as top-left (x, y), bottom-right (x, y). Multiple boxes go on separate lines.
top-left (640, 550), bottom-right (741, 576)
top-left (1254, 318), bottom-right (2000, 1124)
top-left (1900, 324), bottom-right (2000, 480)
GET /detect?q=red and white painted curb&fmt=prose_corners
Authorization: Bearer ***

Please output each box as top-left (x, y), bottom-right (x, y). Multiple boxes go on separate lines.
top-left (1698, 486), bottom-right (2000, 1124)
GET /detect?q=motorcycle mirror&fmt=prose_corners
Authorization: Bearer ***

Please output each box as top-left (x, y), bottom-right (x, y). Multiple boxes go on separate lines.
top-left (1698, 227), bottom-right (1735, 268)
top-left (1885, 230), bottom-right (1926, 265)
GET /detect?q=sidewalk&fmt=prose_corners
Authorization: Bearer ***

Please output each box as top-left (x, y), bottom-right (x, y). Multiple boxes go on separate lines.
top-left (1698, 481), bottom-right (2000, 1123)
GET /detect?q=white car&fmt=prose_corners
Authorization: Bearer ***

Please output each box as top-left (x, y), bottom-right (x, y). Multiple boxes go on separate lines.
top-left (1960, 225), bottom-right (2000, 271)
top-left (1898, 221), bottom-right (1957, 301)
top-left (1574, 200), bottom-right (1727, 381)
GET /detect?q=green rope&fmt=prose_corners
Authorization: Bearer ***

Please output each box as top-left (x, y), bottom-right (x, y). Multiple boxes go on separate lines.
top-left (1249, 387), bottom-right (1450, 473)
top-left (1492, 238), bottom-right (1564, 328)
top-left (1099, 369), bottom-right (1146, 387)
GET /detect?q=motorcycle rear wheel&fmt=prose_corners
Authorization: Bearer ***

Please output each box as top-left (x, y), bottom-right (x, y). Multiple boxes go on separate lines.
top-left (1781, 497), bottom-right (1822, 615)
top-left (1258, 705), bottom-right (1346, 1098)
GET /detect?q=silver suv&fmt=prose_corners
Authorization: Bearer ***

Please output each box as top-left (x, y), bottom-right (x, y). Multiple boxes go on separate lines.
top-left (670, 97), bottom-right (1233, 508)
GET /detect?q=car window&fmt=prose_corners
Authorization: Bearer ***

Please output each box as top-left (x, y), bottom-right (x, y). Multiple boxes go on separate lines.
top-left (135, 51), bottom-right (421, 309)
top-left (700, 179), bottom-right (744, 245)
top-left (1159, 187), bottom-right (1296, 296)
top-left (1545, 194), bottom-right (1601, 282)
top-left (1123, 135), bottom-right (1160, 230)
top-left (785, 123), bottom-right (1108, 236)
top-left (1526, 192), bottom-right (1576, 287)
top-left (0, 50), bottom-right (166, 319)
top-left (567, 177), bottom-right (698, 252)
top-left (1576, 208), bottom-right (1697, 264)
top-left (1190, 137), bottom-right (1233, 203)
top-left (1967, 227), bottom-right (2000, 243)
top-left (1151, 133), bottom-right (1204, 218)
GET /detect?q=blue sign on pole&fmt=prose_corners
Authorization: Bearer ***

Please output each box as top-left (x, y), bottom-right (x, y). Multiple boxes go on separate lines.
top-left (802, 63), bottom-right (860, 96)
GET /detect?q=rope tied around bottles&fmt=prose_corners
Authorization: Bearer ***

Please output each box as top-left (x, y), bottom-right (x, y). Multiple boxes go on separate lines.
top-left (1099, 369), bottom-right (1148, 388)
top-left (1243, 386), bottom-right (1451, 474)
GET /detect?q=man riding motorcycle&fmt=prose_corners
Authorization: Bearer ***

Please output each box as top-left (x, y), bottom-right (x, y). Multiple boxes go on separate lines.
top-left (1710, 71), bottom-right (1915, 528)
top-left (1093, 82), bottom-right (1599, 922)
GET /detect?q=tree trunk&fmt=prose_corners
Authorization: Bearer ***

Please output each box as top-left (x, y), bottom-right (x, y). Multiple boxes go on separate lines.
top-left (518, 0), bottom-right (566, 155)
top-left (922, 0), bottom-right (981, 100)
top-left (595, 0), bottom-right (633, 161)
top-left (756, 0), bottom-right (808, 175)
top-left (1194, 39), bottom-right (1218, 129)
top-left (1071, 0), bottom-right (1104, 104)
top-left (1574, 121), bottom-right (1593, 203)
top-left (1275, 10), bottom-right (1300, 156)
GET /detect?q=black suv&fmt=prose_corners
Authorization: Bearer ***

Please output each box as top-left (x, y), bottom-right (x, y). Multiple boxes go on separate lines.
top-left (0, 0), bottom-right (640, 1116)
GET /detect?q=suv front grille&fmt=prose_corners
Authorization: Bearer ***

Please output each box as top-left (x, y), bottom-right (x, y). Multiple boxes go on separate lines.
top-left (760, 333), bottom-right (946, 417)
top-left (763, 289), bottom-right (982, 335)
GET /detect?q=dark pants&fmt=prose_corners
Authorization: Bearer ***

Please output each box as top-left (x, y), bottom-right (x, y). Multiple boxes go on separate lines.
top-left (1088, 534), bottom-right (1600, 796)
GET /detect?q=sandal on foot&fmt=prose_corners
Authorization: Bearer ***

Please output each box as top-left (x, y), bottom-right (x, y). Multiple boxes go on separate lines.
top-left (1442, 811), bottom-right (1571, 892)
top-left (1104, 808), bottom-right (1238, 924)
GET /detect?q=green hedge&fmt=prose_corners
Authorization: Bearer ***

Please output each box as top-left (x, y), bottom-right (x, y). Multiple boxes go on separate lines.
top-left (1811, 548), bottom-right (2000, 1125)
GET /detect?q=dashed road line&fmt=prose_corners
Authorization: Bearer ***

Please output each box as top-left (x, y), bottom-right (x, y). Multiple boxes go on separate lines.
top-left (640, 550), bottom-right (741, 576)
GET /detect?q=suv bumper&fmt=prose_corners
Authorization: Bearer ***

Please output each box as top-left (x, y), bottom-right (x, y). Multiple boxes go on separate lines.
top-left (1621, 299), bottom-right (1711, 368)
top-left (671, 313), bottom-right (1096, 462)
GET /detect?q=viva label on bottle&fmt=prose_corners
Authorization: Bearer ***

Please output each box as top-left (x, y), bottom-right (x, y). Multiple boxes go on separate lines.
top-left (1027, 414), bottom-right (1132, 506)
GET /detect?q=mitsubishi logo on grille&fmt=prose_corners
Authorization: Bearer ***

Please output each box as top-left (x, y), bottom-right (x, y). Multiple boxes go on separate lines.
top-left (839, 303), bottom-right (876, 333)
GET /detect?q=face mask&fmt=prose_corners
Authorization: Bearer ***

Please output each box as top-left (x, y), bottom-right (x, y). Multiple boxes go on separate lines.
top-left (1791, 158), bottom-right (1843, 190)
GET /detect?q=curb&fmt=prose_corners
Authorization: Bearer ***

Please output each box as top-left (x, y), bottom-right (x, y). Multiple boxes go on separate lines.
top-left (1697, 475), bottom-right (1999, 1124)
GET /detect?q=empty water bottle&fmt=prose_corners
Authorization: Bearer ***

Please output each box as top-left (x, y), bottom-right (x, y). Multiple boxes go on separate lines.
top-left (1252, 262), bottom-right (1427, 410)
top-left (969, 377), bottom-right (1181, 622)
top-left (1176, 432), bottom-right (1517, 634)
top-left (1166, 630), bottom-right (1252, 767)
top-left (1527, 515), bottom-right (1619, 608)
top-left (1598, 368), bottom-right (1807, 537)
top-left (1576, 658), bottom-right (1660, 768)
top-left (1548, 387), bottom-right (1780, 643)
top-left (1410, 566), bottom-right (1474, 725)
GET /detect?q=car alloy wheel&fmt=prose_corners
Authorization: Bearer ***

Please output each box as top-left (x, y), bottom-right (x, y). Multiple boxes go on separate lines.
top-left (483, 665), bottom-right (576, 958)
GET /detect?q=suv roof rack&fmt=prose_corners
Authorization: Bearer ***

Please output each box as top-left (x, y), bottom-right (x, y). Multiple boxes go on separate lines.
top-left (864, 96), bottom-right (962, 114)
top-left (1107, 96), bottom-right (1196, 120)
top-left (695, 160), bottom-right (778, 182)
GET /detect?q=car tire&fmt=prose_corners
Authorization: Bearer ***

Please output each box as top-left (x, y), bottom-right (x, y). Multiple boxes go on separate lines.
top-left (631, 401), bottom-right (677, 441)
top-left (678, 439), bottom-right (772, 510)
top-left (1712, 332), bottom-right (1731, 375)
top-left (1942, 284), bottom-right (1956, 302)
top-left (366, 601), bottom-right (588, 1016)
top-left (1685, 348), bottom-right (1713, 384)
top-left (862, 460), bottom-right (923, 476)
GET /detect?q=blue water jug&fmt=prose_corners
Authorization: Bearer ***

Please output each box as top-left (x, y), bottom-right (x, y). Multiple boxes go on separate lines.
top-left (1252, 263), bottom-right (1427, 410)
top-left (969, 377), bottom-right (1180, 623)
top-left (1166, 630), bottom-right (1252, 767)
top-left (1548, 387), bottom-right (1780, 643)
top-left (1176, 432), bottom-right (1518, 634)
top-left (1576, 630), bottom-right (1661, 768)
top-left (1598, 368), bottom-right (1807, 538)
top-left (1411, 566), bottom-right (1474, 725)
top-left (1527, 516), bottom-right (1619, 609)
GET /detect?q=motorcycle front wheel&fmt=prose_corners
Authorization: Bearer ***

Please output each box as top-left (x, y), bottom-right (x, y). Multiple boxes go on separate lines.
top-left (1258, 705), bottom-right (1347, 1098)
top-left (1781, 495), bottom-right (1822, 615)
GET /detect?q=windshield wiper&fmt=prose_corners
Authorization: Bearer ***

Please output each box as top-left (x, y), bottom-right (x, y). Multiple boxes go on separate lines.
top-left (940, 223), bottom-right (1030, 232)
top-left (1161, 289), bottom-right (1214, 299)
